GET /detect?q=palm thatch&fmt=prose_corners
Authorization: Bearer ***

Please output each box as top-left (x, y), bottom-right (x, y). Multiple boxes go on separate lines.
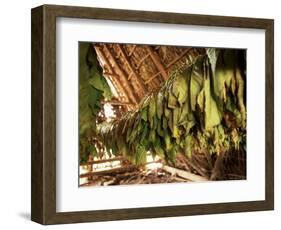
top-left (94, 43), bottom-right (204, 110)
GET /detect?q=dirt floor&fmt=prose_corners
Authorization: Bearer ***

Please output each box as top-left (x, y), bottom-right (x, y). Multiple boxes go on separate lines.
top-left (80, 167), bottom-right (190, 187)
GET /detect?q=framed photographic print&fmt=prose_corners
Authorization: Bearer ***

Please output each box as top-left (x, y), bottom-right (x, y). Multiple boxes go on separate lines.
top-left (31, 4), bottom-right (274, 225)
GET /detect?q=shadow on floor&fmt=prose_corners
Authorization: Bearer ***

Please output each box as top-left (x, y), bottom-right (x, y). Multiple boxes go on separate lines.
top-left (18, 212), bottom-right (31, 220)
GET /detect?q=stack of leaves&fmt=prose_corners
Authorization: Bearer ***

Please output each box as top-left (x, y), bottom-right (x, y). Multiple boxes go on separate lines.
top-left (79, 43), bottom-right (113, 163)
top-left (97, 48), bottom-right (246, 165)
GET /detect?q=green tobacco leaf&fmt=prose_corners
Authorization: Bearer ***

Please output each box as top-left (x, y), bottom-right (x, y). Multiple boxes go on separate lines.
top-left (88, 75), bottom-right (104, 91)
top-left (87, 144), bottom-right (98, 157)
top-left (148, 95), bottom-right (156, 128)
top-left (166, 146), bottom-right (177, 164)
top-left (171, 125), bottom-right (180, 140)
top-left (190, 56), bottom-right (204, 111)
top-left (164, 132), bottom-right (172, 151)
top-left (140, 123), bottom-right (149, 144)
top-left (172, 74), bottom-right (188, 105)
top-left (167, 92), bottom-right (178, 109)
top-left (178, 100), bottom-right (194, 125)
top-left (173, 107), bottom-right (180, 126)
top-left (88, 86), bottom-right (102, 115)
top-left (164, 107), bottom-right (171, 118)
top-left (89, 74), bottom-right (112, 100)
top-left (135, 144), bottom-right (147, 165)
top-left (207, 48), bottom-right (219, 76)
top-left (183, 120), bottom-right (195, 134)
top-left (153, 115), bottom-right (158, 130)
top-left (203, 59), bottom-right (222, 130)
top-left (162, 116), bottom-right (168, 129)
top-left (154, 136), bottom-right (165, 158)
top-left (156, 91), bottom-right (164, 119)
top-left (183, 135), bottom-right (193, 158)
top-left (157, 119), bottom-right (164, 136)
top-left (79, 42), bottom-right (113, 164)
top-left (140, 106), bottom-right (148, 121)
top-left (148, 129), bottom-right (156, 143)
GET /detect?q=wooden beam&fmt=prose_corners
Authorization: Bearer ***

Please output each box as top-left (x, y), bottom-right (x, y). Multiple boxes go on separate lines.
top-left (80, 156), bottom-right (125, 166)
top-left (146, 46), bottom-right (168, 80)
top-left (127, 72), bottom-right (133, 80)
top-left (144, 72), bottom-right (161, 84)
top-left (162, 165), bottom-right (209, 182)
top-left (80, 165), bottom-right (137, 178)
top-left (100, 100), bottom-right (134, 106)
top-left (144, 48), bottom-right (192, 85)
top-left (166, 48), bottom-right (191, 69)
top-left (128, 45), bottom-right (136, 56)
top-left (117, 44), bottom-right (147, 94)
top-left (103, 44), bottom-right (139, 104)
top-left (136, 53), bottom-right (150, 69)
top-left (94, 45), bottom-right (130, 104)
top-left (103, 72), bottom-right (120, 78)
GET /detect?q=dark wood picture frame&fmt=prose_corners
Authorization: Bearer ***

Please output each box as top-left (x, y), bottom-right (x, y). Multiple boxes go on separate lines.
top-left (31, 4), bottom-right (274, 225)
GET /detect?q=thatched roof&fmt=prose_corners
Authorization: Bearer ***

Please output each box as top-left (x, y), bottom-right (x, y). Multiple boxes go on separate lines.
top-left (94, 43), bottom-right (204, 110)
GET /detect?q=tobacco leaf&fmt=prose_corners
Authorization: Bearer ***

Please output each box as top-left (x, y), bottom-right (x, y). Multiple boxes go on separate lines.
top-left (79, 43), bottom-right (114, 164)
top-left (156, 91), bottom-right (164, 119)
top-left (148, 95), bottom-right (156, 128)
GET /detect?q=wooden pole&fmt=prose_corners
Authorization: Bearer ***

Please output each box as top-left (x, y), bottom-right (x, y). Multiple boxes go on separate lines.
top-left (162, 165), bottom-right (209, 182)
top-left (136, 53), bottom-right (150, 69)
top-left (94, 45), bottom-right (132, 105)
top-left (117, 44), bottom-right (147, 95)
top-left (100, 100), bottom-right (134, 106)
top-left (144, 72), bottom-right (161, 84)
top-left (146, 46), bottom-right (168, 80)
top-left (80, 165), bottom-right (136, 178)
top-left (166, 48), bottom-right (191, 69)
top-left (103, 44), bottom-right (139, 104)
top-left (80, 156), bottom-right (125, 166)
top-left (128, 45), bottom-right (137, 56)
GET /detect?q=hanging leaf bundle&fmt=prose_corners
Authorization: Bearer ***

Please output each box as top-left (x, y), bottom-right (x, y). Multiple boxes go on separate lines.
top-left (79, 43), bottom-right (113, 163)
top-left (97, 48), bottom-right (246, 165)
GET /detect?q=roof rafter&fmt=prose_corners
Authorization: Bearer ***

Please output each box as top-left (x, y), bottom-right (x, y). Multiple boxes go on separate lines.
top-left (103, 44), bottom-right (139, 104)
top-left (146, 46), bottom-right (168, 81)
top-left (117, 44), bottom-right (147, 95)
top-left (94, 44), bottom-right (132, 105)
